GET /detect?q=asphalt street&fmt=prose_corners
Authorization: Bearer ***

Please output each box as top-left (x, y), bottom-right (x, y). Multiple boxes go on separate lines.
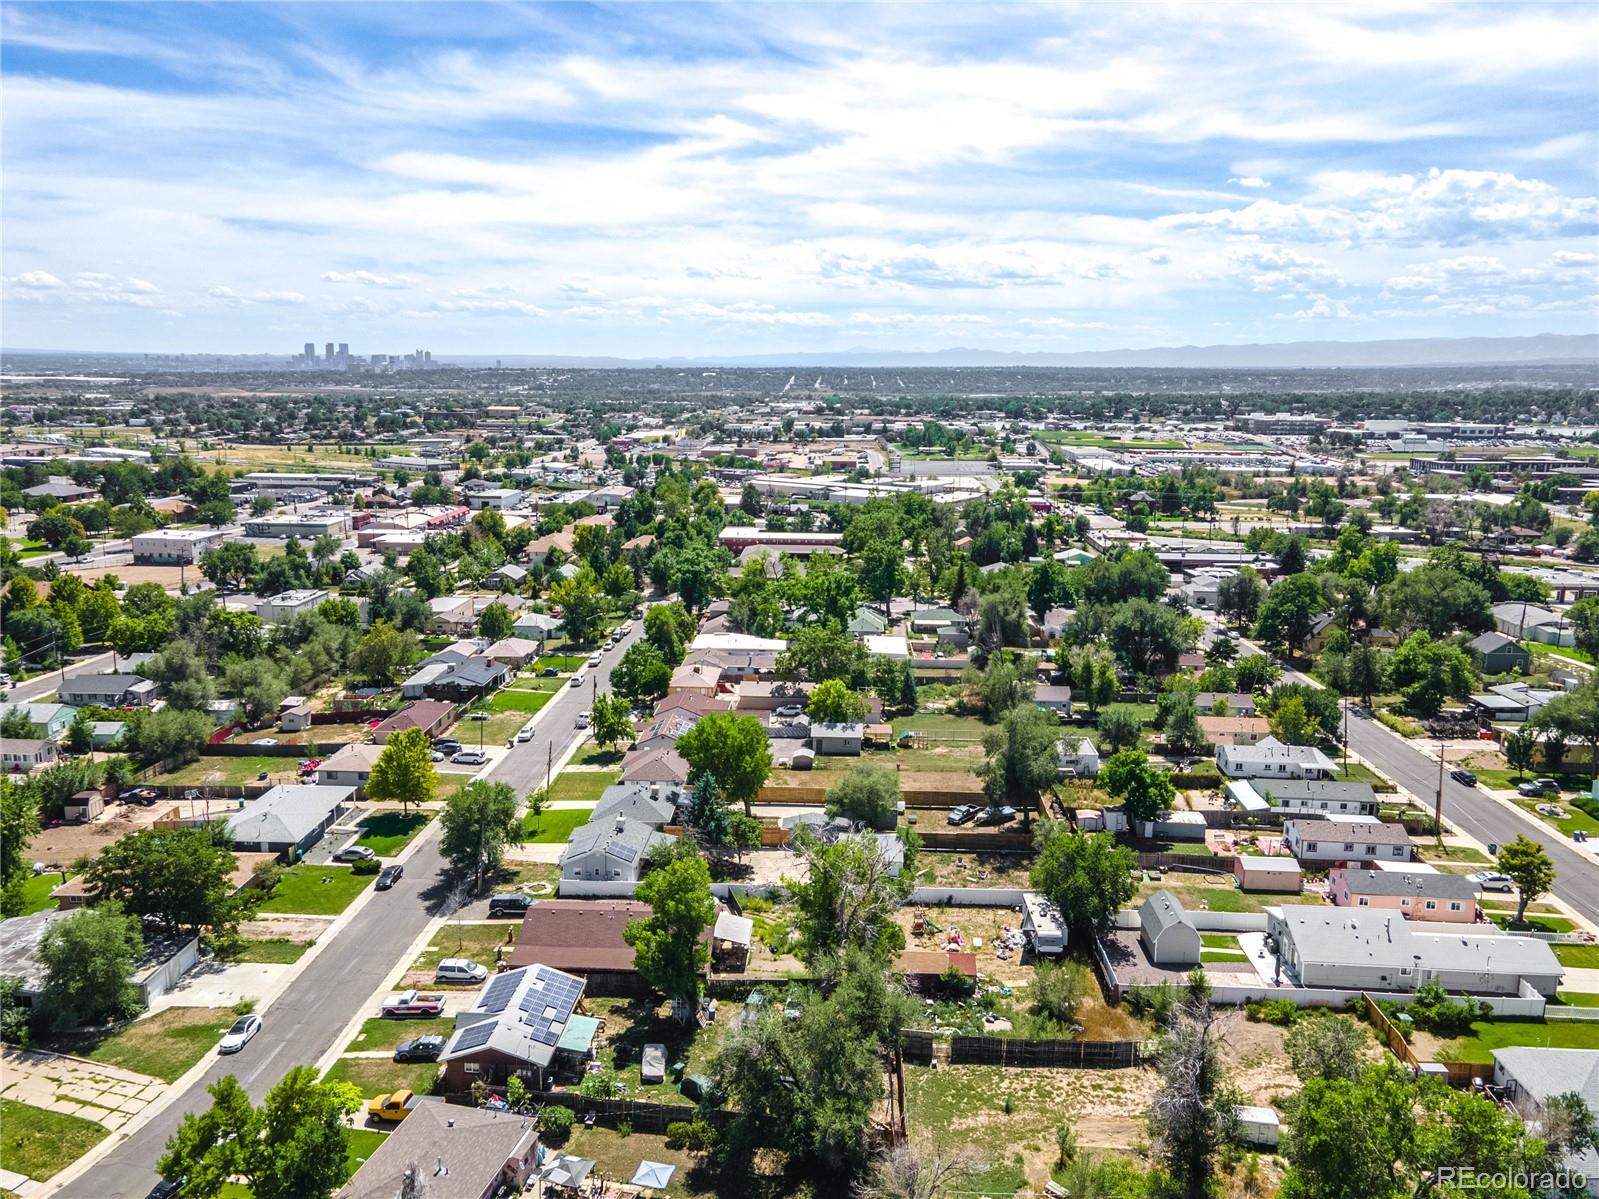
top-left (62, 617), bottom-right (646, 1199)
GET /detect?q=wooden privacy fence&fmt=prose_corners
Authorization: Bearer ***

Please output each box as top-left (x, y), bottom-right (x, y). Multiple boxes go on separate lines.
top-left (473, 1088), bottom-right (734, 1133)
top-left (948, 1037), bottom-right (1146, 1069)
top-left (903, 1030), bottom-right (936, 1065)
top-left (1361, 993), bottom-right (1492, 1087)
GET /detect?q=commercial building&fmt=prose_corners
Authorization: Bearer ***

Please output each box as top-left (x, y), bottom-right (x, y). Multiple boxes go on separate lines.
top-left (130, 527), bottom-right (227, 564)
top-left (242, 513), bottom-right (353, 540)
top-left (257, 589), bottom-right (330, 625)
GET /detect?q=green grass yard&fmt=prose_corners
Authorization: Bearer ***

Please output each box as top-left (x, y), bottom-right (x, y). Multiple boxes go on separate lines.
top-left (0, 1100), bottom-right (108, 1182)
top-left (254, 864), bottom-right (373, 915)
top-left (1554, 944), bottom-right (1599, 969)
top-left (1437, 1019), bottom-right (1599, 1065)
top-left (1515, 798), bottom-right (1599, 839)
top-left (354, 810), bottom-right (431, 856)
top-left (227, 937), bottom-right (314, 964)
top-left (548, 768), bottom-right (620, 805)
top-left (1333, 762), bottom-right (1396, 791)
top-left (150, 756), bottom-right (298, 786)
top-left (59, 1007), bottom-right (236, 1083)
top-left (346, 1016), bottom-right (457, 1053)
top-left (7, 872), bottom-right (62, 916)
top-left (406, 921), bottom-right (515, 977)
top-left (486, 689), bottom-right (553, 714)
top-left (522, 806), bottom-right (592, 842)
top-left (212, 1128), bottom-right (388, 1198)
top-left (323, 1056), bottom-right (442, 1099)
top-left (1556, 992), bottom-right (1599, 1007)
top-left (534, 654), bottom-right (586, 672)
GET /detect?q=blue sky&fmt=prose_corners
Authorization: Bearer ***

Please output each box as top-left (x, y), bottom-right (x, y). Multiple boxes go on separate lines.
top-left (2, 1), bottom-right (1596, 357)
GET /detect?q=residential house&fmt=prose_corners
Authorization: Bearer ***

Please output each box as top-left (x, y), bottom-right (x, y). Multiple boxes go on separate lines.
top-left (23, 477), bottom-right (96, 503)
top-left (56, 673), bottom-right (158, 708)
top-left (224, 784), bottom-right (354, 857)
top-left (512, 611), bottom-right (562, 641)
top-left (0, 702), bottom-right (75, 740)
top-left (1303, 613), bottom-right (1341, 656)
top-left (669, 662), bottom-right (722, 697)
top-left (371, 700), bottom-right (455, 744)
top-left (1492, 602), bottom-right (1575, 648)
top-left (1241, 779), bottom-right (1380, 819)
top-left (313, 743), bottom-right (384, 788)
top-left (620, 744), bottom-right (692, 787)
top-left (907, 607), bottom-right (965, 636)
top-left (438, 963), bottom-right (588, 1092)
top-left (487, 563), bottom-right (529, 589)
top-left (1195, 692), bottom-right (1259, 718)
top-left (1490, 1049), bottom-right (1599, 1188)
top-left (895, 949), bottom-right (978, 993)
top-left (2, 739), bottom-right (58, 774)
top-left (590, 783), bottom-right (681, 829)
top-left (1329, 867), bottom-right (1477, 922)
top-left (846, 605), bottom-right (889, 637)
top-left (1138, 891), bottom-right (1202, 967)
top-left (1057, 737), bottom-right (1101, 778)
top-left (1032, 685), bottom-right (1073, 719)
top-left (1468, 631), bottom-right (1531, 676)
top-left (1284, 819), bottom-right (1412, 865)
top-left (1267, 905), bottom-right (1563, 996)
top-left (1216, 736), bottom-right (1336, 780)
top-left (559, 816), bottom-right (676, 884)
top-left (1199, 714), bottom-right (1270, 746)
top-left (1467, 681), bottom-right (1565, 723)
top-left (426, 656), bottom-right (510, 701)
top-left (336, 1101), bottom-right (539, 1199)
top-left (506, 900), bottom-right (653, 992)
top-left (0, 907), bottom-right (198, 1007)
top-left (484, 638), bottom-right (540, 669)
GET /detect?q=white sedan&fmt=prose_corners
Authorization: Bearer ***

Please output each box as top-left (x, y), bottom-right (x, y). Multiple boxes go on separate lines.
top-left (219, 1014), bottom-right (262, 1054)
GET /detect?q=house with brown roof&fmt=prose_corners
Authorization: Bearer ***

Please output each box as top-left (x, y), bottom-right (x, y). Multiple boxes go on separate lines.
top-left (507, 899), bottom-right (652, 993)
top-left (1198, 714), bottom-right (1271, 746)
top-left (621, 744), bottom-right (692, 786)
top-left (337, 1090), bottom-right (538, 1199)
top-left (526, 513), bottom-right (613, 565)
top-left (895, 949), bottom-right (978, 993)
top-left (371, 700), bottom-right (455, 744)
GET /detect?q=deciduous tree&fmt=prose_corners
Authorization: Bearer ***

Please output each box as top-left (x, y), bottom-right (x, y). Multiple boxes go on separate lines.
top-left (625, 852), bottom-right (716, 1020)
top-left (677, 713), bottom-right (772, 816)
top-left (1030, 825), bottom-right (1136, 938)
top-left (1496, 835), bottom-right (1555, 924)
top-left (366, 727), bottom-right (437, 814)
top-left (440, 780), bottom-right (520, 892)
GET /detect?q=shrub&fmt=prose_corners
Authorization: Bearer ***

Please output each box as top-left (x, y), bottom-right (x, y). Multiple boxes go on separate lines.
top-left (0, 977), bottom-right (32, 1047)
top-left (578, 1064), bottom-right (619, 1099)
top-left (232, 998), bottom-right (257, 1015)
top-left (666, 1119), bottom-right (717, 1153)
top-left (539, 1104), bottom-right (574, 1142)
top-left (1245, 998), bottom-right (1301, 1026)
top-left (351, 857), bottom-right (381, 876)
top-left (1403, 979), bottom-right (1488, 1037)
top-left (616, 1120), bottom-right (633, 1138)
top-left (1125, 981), bottom-right (1178, 1027)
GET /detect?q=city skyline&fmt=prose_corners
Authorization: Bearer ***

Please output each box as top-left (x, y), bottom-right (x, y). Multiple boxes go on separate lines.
top-left (2, 2), bottom-right (1597, 357)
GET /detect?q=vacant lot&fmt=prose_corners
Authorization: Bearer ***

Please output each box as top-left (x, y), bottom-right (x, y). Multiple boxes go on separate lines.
top-left (354, 810), bottom-right (430, 856)
top-left (0, 1099), bottom-right (108, 1182)
top-left (487, 689), bottom-right (552, 714)
top-left (522, 807), bottom-right (591, 843)
top-left (59, 1007), bottom-right (237, 1083)
top-left (152, 756), bottom-right (298, 786)
top-left (254, 864), bottom-right (372, 915)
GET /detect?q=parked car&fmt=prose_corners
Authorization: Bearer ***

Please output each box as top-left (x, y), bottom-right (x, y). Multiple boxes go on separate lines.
top-left (570, 671), bottom-right (585, 688)
top-left (124, 787), bottom-right (161, 806)
top-left (587, 654), bottom-right (602, 668)
top-left (1469, 871), bottom-right (1515, 892)
top-left (218, 1013), bottom-right (262, 1054)
top-left (468, 711), bottom-right (490, 722)
top-left (541, 666), bottom-right (560, 676)
top-left (974, 805), bottom-right (1018, 826)
top-left (367, 1089), bottom-right (423, 1122)
top-left (947, 804), bottom-right (980, 826)
top-left (451, 749), bottom-right (487, 765)
top-left (376, 864), bottom-right (404, 890)
top-left (145, 1180), bottom-right (183, 1199)
top-left (381, 990), bottom-right (447, 1018)
top-left (393, 1034), bottom-right (446, 1063)
top-left (575, 711), bottom-right (591, 729)
top-left (433, 738), bottom-right (462, 754)
top-left (333, 846), bottom-right (376, 863)
top-left (1449, 769), bottom-right (1478, 786)
top-left (435, 958), bottom-right (489, 985)
top-left (517, 721), bottom-right (536, 742)
top-left (774, 704), bottom-right (804, 718)
top-left (430, 750), bottom-right (446, 762)
top-left (488, 892), bottom-right (533, 919)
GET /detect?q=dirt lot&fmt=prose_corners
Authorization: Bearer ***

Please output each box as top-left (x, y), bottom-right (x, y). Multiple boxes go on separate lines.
top-left (237, 916), bottom-right (330, 942)
top-left (75, 563), bottom-right (189, 588)
top-left (28, 800), bottom-right (221, 867)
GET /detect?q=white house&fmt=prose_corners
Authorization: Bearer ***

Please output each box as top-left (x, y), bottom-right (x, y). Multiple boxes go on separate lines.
top-left (559, 817), bottom-right (675, 884)
top-left (1216, 736), bottom-right (1336, 780)
top-left (1284, 818), bottom-right (1412, 865)
top-left (313, 743), bottom-right (384, 788)
top-left (1057, 737), bottom-right (1101, 778)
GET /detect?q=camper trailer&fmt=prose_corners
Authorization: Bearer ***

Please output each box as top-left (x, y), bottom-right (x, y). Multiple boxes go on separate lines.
top-left (1021, 892), bottom-right (1067, 956)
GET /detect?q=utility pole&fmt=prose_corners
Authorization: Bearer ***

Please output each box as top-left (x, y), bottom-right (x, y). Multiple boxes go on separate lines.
top-left (1341, 696), bottom-right (1348, 771)
top-left (545, 742), bottom-right (552, 795)
top-left (1434, 738), bottom-right (1446, 849)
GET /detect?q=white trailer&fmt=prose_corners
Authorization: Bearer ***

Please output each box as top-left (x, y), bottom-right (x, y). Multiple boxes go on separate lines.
top-left (1021, 891), bottom-right (1067, 957)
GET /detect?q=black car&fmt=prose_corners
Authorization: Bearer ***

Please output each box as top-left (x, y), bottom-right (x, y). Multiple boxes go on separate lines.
top-left (947, 804), bottom-right (980, 826)
top-left (394, 1034), bottom-right (446, 1063)
top-left (488, 892), bottom-right (533, 918)
top-left (146, 1181), bottom-right (182, 1199)
top-left (1449, 769), bottom-right (1478, 787)
top-left (433, 738), bottom-right (462, 753)
top-left (541, 666), bottom-right (560, 677)
top-left (375, 864), bottom-right (404, 890)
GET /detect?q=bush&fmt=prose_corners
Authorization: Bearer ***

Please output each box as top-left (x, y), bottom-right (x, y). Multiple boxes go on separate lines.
top-left (578, 1064), bottom-right (620, 1099)
top-left (1245, 998), bottom-right (1301, 1026)
top-left (1402, 979), bottom-right (1488, 1037)
top-left (1125, 981), bottom-right (1179, 1027)
top-left (666, 1119), bottom-right (718, 1153)
top-left (0, 977), bottom-right (32, 1047)
top-left (350, 857), bottom-right (382, 876)
top-left (538, 1104), bottom-right (574, 1142)
top-left (616, 1120), bottom-right (633, 1138)
top-left (1032, 960), bottom-right (1089, 1026)
top-left (250, 859), bottom-right (285, 891)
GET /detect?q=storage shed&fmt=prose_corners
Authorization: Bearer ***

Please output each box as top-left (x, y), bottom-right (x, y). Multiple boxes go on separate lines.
top-left (1235, 1105), bottom-right (1281, 1149)
top-left (1234, 856), bottom-right (1303, 894)
top-left (1138, 890), bottom-right (1202, 967)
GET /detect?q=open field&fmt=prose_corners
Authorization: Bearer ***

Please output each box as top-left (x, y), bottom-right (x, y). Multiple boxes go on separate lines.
top-left (55, 1007), bottom-right (236, 1083)
top-left (0, 1100), bottom-right (109, 1183)
top-left (254, 864), bottom-right (372, 915)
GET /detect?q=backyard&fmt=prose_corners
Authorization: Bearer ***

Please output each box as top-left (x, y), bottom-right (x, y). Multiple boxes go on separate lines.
top-left (1436, 1018), bottom-right (1599, 1065)
top-left (253, 864), bottom-right (373, 915)
top-left (583, 996), bottom-right (736, 1097)
top-left (0, 1099), bottom-right (108, 1184)
top-left (9, 872), bottom-right (59, 916)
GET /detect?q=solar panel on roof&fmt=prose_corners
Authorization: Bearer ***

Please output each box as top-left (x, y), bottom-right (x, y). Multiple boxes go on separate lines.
top-left (607, 842), bottom-right (639, 863)
top-left (481, 970), bottom-right (522, 1013)
top-left (450, 1021), bottom-right (496, 1053)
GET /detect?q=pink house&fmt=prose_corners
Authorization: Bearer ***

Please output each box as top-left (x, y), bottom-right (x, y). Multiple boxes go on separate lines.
top-left (1328, 867), bottom-right (1478, 923)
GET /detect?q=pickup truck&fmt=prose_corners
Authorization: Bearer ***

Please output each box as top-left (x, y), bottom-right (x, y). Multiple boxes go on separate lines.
top-left (367, 1089), bottom-right (425, 1122)
top-left (380, 990), bottom-right (446, 1018)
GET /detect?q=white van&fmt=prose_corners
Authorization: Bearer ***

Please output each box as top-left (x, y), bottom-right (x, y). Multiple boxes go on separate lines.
top-left (570, 670), bottom-right (585, 688)
top-left (435, 959), bottom-right (489, 985)
top-left (575, 711), bottom-right (591, 729)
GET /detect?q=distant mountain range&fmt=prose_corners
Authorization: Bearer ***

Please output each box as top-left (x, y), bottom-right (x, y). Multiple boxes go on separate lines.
top-left (441, 333), bottom-right (1598, 370)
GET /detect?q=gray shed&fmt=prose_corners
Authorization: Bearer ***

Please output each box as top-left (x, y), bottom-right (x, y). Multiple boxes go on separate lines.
top-left (1138, 890), bottom-right (1202, 966)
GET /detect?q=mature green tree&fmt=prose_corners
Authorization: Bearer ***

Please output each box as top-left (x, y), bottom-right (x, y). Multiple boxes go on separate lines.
top-left (824, 765), bottom-right (901, 831)
top-left (0, 779), bottom-right (41, 917)
top-left (1108, 597), bottom-right (1188, 675)
top-left (590, 692), bottom-right (635, 751)
top-left (807, 677), bottom-right (869, 726)
top-left (611, 640), bottom-right (671, 705)
top-left (348, 620), bottom-right (420, 687)
top-left (1232, 653), bottom-right (1279, 693)
top-left (978, 703), bottom-right (1059, 827)
top-left (644, 601), bottom-right (696, 665)
top-left (159, 1068), bottom-right (362, 1199)
top-left (1030, 825), bottom-right (1136, 937)
top-left (976, 587), bottom-right (1030, 652)
top-left (1387, 631), bottom-right (1477, 716)
top-left (1067, 643), bottom-right (1118, 718)
top-left (550, 568), bottom-right (607, 645)
top-left (1099, 749), bottom-right (1175, 825)
top-left (39, 902), bottom-right (144, 1029)
top-left (1027, 559), bottom-right (1072, 623)
top-left (680, 772), bottom-right (762, 865)
top-left (1536, 684), bottom-right (1599, 783)
top-left (1285, 1014), bottom-right (1369, 1083)
top-left (778, 623), bottom-right (867, 686)
top-left (1215, 569), bottom-right (1264, 628)
top-left (86, 824), bottom-right (248, 938)
top-left (625, 852), bottom-right (716, 1020)
top-left (1158, 687), bottom-right (1207, 758)
top-left (1570, 596), bottom-right (1599, 662)
top-left (122, 706), bottom-right (212, 764)
top-left (1268, 695), bottom-right (1322, 746)
top-left (1503, 727), bottom-right (1538, 779)
top-left (143, 638), bottom-right (215, 710)
top-left (1254, 574), bottom-right (1327, 655)
top-left (677, 712), bottom-right (772, 816)
top-left (786, 828), bottom-right (913, 968)
top-left (1096, 704), bottom-right (1144, 754)
top-left (440, 780), bottom-right (519, 892)
top-left (366, 727), bottom-right (437, 814)
top-left (477, 601), bottom-right (515, 642)
top-left (971, 653), bottom-right (1035, 719)
top-left (220, 655), bottom-right (289, 726)
top-left (858, 537), bottom-right (909, 620)
top-left (1496, 835), bottom-right (1555, 925)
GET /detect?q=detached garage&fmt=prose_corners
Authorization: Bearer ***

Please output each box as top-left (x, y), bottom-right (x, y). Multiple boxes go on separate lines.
top-left (1139, 890), bottom-right (1202, 967)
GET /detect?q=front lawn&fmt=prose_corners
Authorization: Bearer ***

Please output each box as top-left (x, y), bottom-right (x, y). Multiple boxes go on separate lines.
top-left (354, 810), bottom-right (431, 856)
top-left (61, 1006), bottom-right (237, 1082)
top-left (487, 689), bottom-right (553, 714)
top-left (254, 865), bottom-right (373, 915)
top-left (1556, 992), bottom-right (1599, 1007)
top-left (1554, 944), bottom-right (1599, 969)
top-left (1333, 761), bottom-right (1396, 792)
top-left (0, 1100), bottom-right (108, 1182)
top-left (1475, 768), bottom-right (1594, 795)
top-left (1489, 912), bottom-right (1578, 934)
top-left (322, 1056), bottom-right (442, 1099)
top-left (570, 744), bottom-right (625, 767)
top-left (548, 769), bottom-right (620, 806)
top-left (347, 1016), bottom-right (458, 1052)
top-left (522, 807), bottom-right (592, 843)
top-left (534, 654), bottom-right (586, 672)
top-left (407, 922), bottom-right (515, 976)
top-left (1437, 1019), bottom-right (1599, 1065)
top-left (1419, 844), bottom-right (1492, 865)
top-left (1515, 798), bottom-right (1599, 839)
top-left (227, 937), bottom-right (314, 964)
